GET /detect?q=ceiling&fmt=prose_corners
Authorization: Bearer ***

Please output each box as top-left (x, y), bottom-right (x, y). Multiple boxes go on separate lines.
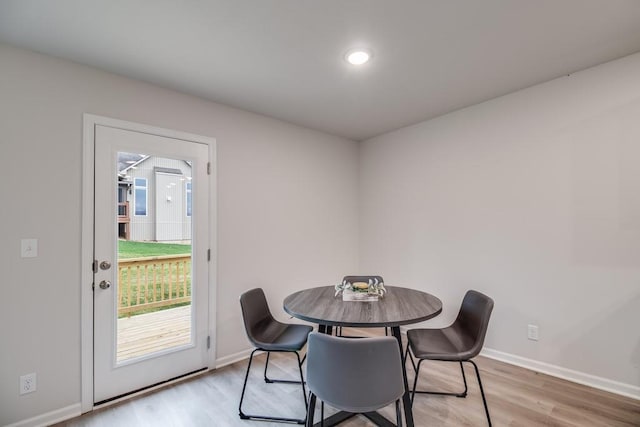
top-left (1, 1), bottom-right (640, 141)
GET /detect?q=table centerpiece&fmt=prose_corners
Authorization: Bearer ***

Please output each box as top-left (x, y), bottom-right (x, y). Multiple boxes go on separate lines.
top-left (335, 277), bottom-right (386, 301)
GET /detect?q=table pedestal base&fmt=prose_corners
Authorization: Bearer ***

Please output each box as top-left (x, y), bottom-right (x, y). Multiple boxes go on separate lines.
top-left (313, 410), bottom-right (396, 427)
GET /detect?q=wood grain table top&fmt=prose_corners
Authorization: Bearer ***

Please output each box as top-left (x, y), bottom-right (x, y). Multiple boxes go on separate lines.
top-left (283, 285), bottom-right (442, 327)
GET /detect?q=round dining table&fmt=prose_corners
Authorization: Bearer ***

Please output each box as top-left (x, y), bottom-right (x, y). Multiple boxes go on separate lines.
top-left (284, 285), bottom-right (442, 427)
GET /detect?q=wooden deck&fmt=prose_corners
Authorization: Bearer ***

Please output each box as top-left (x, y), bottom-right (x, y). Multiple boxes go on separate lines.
top-left (117, 305), bottom-right (191, 362)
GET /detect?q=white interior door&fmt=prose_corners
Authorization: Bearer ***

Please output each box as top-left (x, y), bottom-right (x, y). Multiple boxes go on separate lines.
top-left (93, 124), bottom-right (210, 403)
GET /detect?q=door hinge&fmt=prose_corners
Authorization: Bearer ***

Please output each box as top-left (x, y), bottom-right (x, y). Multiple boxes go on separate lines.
top-left (207, 336), bottom-right (211, 349)
top-left (207, 249), bottom-right (211, 261)
top-left (207, 162), bottom-right (211, 175)
top-left (92, 259), bottom-right (98, 273)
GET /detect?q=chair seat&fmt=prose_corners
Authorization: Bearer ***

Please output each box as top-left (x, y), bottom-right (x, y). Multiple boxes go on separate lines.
top-left (251, 320), bottom-right (313, 351)
top-left (407, 326), bottom-right (476, 361)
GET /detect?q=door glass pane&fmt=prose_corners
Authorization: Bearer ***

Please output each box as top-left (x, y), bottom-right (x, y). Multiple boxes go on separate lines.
top-left (116, 152), bottom-right (193, 363)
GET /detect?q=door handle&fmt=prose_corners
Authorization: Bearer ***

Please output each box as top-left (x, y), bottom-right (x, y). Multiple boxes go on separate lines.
top-left (99, 280), bottom-right (111, 290)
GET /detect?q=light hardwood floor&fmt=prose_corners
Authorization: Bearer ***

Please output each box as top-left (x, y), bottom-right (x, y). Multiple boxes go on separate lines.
top-left (55, 333), bottom-right (639, 427)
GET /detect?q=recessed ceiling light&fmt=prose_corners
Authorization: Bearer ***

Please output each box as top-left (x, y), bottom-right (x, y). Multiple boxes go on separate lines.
top-left (345, 48), bottom-right (372, 65)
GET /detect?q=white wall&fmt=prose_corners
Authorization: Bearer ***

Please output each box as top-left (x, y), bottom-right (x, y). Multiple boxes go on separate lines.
top-left (2, 40), bottom-right (638, 426)
top-left (0, 43), bottom-right (359, 425)
top-left (360, 53), bottom-right (640, 392)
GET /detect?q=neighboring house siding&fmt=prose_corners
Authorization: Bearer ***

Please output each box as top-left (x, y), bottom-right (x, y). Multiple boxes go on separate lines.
top-left (124, 156), bottom-right (192, 241)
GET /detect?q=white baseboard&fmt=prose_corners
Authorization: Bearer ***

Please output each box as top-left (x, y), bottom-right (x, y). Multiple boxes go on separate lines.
top-left (481, 348), bottom-right (640, 400)
top-left (5, 403), bottom-right (81, 427)
top-left (215, 347), bottom-right (256, 369)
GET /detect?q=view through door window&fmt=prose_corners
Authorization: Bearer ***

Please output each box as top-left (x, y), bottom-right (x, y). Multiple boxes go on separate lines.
top-left (116, 152), bottom-right (193, 363)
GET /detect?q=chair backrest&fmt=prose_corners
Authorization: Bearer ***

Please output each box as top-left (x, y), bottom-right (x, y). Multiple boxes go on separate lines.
top-left (306, 332), bottom-right (405, 414)
top-left (239, 288), bottom-right (275, 347)
top-left (453, 290), bottom-right (494, 358)
top-left (342, 275), bottom-right (384, 286)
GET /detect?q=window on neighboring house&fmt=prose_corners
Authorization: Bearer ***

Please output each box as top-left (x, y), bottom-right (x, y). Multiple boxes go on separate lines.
top-left (134, 178), bottom-right (147, 216)
top-left (186, 181), bottom-right (192, 217)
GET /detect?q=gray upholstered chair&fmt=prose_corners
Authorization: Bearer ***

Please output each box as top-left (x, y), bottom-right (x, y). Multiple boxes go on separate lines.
top-left (405, 290), bottom-right (494, 426)
top-left (239, 288), bottom-right (313, 424)
top-left (305, 332), bottom-right (405, 427)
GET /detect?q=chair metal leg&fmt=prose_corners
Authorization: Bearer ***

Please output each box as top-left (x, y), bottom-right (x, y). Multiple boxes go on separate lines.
top-left (410, 358), bottom-right (422, 405)
top-left (306, 393), bottom-right (316, 427)
top-left (459, 361), bottom-right (469, 396)
top-left (469, 360), bottom-right (492, 427)
top-left (407, 347), bottom-right (467, 398)
top-left (405, 342), bottom-right (417, 373)
top-left (239, 349), bottom-right (307, 424)
top-left (407, 348), bottom-right (492, 427)
top-left (265, 351), bottom-right (307, 387)
top-left (264, 351), bottom-right (271, 382)
top-left (238, 349), bottom-right (258, 419)
top-left (320, 401), bottom-right (324, 427)
top-left (395, 399), bottom-right (402, 426)
top-left (296, 351), bottom-right (309, 408)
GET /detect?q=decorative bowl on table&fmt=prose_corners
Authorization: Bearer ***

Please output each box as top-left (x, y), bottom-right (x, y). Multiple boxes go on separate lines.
top-left (335, 277), bottom-right (386, 301)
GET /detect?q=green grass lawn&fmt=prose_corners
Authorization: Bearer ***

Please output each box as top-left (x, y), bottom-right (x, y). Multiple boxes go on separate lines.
top-left (118, 240), bottom-right (191, 258)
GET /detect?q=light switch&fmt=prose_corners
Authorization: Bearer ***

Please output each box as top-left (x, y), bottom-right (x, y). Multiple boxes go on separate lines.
top-left (21, 239), bottom-right (38, 258)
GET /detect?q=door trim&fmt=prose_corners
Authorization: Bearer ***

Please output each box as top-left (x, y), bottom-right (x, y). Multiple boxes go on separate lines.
top-left (81, 114), bottom-right (217, 413)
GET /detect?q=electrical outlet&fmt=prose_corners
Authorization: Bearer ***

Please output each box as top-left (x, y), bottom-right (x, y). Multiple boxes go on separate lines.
top-left (527, 324), bottom-right (539, 341)
top-left (20, 373), bottom-right (36, 395)
top-left (21, 239), bottom-right (38, 258)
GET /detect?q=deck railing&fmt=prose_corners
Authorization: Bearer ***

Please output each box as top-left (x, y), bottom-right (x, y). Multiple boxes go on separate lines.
top-left (117, 254), bottom-right (191, 316)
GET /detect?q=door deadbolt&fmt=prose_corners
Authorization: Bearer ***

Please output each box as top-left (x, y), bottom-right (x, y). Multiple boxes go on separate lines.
top-left (99, 280), bottom-right (111, 290)
top-left (99, 261), bottom-right (111, 270)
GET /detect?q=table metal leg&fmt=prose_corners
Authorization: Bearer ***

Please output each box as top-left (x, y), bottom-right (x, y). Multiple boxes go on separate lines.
top-left (312, 411), bottom-right (357, 427)
top-left (312, 410), bottom-right (395, 427)
top-left (362, 412), bottom-right (397, 426)
top-left (318, 324), bottom-right (333, 335)
top-left (391, 326), bottom-right (414, 427)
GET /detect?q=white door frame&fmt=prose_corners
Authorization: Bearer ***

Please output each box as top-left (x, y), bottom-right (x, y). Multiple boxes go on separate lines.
top-left (81, 114), bottom-right (217, 412)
